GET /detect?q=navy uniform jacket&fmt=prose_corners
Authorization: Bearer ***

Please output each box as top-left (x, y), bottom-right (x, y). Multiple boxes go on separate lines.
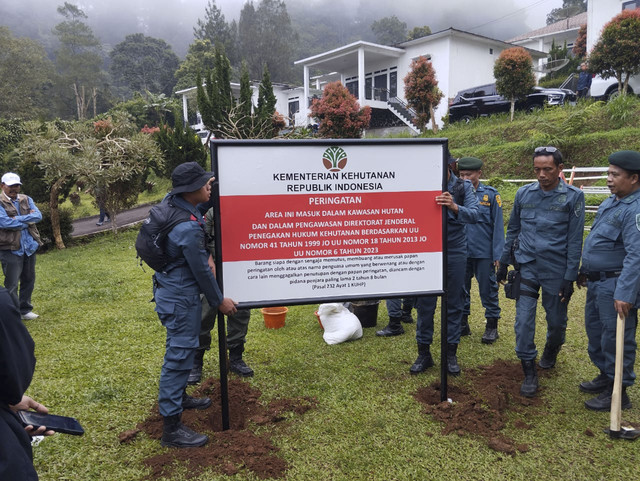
top-left (466, 182), bottom-right (504, 261)
top-left (447, 172), bottom-right (479, 253)
top-left (581, 189), bottom-right (640, 306)
top-left (0, 287), bottom-right (38, 481)
top-left (155, 195), bottom-right (223, 308)
top-left (500, 178), bottom-right (585, 280)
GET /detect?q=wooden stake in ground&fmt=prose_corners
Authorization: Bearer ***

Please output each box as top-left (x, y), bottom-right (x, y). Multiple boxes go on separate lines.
top-left (604, 314), bottom-right (640, 440)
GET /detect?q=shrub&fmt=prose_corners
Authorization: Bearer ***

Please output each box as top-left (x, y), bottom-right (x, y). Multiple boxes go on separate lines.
top-left (152, 124), bottom-right (208, 177)
top-left (310, 82), bottom-right (371, 138)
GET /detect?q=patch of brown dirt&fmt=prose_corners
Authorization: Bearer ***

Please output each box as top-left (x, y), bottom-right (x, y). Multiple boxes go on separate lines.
top-left (121, 378), bottom-right (316, 480)
top-left (414, 359), bottom-right (551, 454)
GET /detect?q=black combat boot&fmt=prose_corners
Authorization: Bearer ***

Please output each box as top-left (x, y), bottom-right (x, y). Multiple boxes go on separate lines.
top-left (538, 343), bottom-right (562, 369)
top-left (401, 306), bottom-right (415, 324)
top-left (460, 315), bottom-right (471, 336)
top-left (579, 371), bottom-right (611, 394)
top-left (520, 359), bottom-right (538, 397)
top-left (584, 384), bottom-right (632, 411)
top-left (410, 343), bottom-right (434, 375)
top-left (376, 316), bottom-right (405, 337)
top-left (161, 413), bottom-right (208, 448)
top-left (481, 318), bottom-right (499, 344)
top-left (182, 390), bottom-right (212, 410)
top-left (229, 345), bottom-right (254, 377)
top-left (447, 343), bottom-right (461, 376)
top-left (187, 349), bottom-right (205, 385)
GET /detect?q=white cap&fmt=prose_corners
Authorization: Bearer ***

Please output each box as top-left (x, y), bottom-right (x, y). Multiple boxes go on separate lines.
top-left (1, 173), bottom-right (21, 186)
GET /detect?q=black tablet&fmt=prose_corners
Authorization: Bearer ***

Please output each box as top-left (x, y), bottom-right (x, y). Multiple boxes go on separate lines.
top-left (18, 411), bottom-right (84, 436)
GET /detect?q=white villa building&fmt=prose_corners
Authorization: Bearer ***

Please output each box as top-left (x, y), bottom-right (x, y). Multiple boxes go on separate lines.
top-left (176, 0), bottom-right (638, 137)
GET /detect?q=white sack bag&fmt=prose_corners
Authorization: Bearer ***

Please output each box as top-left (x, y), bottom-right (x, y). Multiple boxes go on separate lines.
top-left (318, 303), bottom-right (363, 345)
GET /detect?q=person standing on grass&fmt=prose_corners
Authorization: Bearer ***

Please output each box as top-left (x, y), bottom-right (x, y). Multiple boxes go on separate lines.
top-left (578, 150), bottom-right (640, 411)
top-left (1, 286), bottom-right (54, 481)
top-left (0, 173), bottom-right (43, 321)
top-left (153, 162), bottom-right (237, 448)
top-left (497, 147), bottom-right (585, 398)
top-left (458, 157), bottom-right (504, 344)
top-left (407, 156), bottom-right (478, 376)
top-left (187, 205), bottom-right (254, 385)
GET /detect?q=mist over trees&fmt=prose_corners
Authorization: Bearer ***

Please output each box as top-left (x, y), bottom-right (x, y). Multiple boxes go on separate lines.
top-left (0, 0), bottom-right (566, 122)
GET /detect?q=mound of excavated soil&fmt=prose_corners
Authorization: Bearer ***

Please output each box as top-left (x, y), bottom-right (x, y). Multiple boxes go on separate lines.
top-left (119, 378), bottom-right (316, 480)
top-left (413, 359), bottom-right (550, 454)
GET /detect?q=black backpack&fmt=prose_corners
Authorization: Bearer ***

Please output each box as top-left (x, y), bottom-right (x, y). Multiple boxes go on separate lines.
top-left (135, 198), bottom-right (193, 272)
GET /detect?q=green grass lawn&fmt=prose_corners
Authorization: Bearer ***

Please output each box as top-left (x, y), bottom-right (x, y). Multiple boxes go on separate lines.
top-left (8, 228), bottom-right (639, 480)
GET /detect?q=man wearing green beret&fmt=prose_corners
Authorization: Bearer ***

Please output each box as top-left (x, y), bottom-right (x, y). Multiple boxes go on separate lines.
top-left (578, 150), bottom-right (640, 411)
top-left (458, 157), bottom-right (504, 344)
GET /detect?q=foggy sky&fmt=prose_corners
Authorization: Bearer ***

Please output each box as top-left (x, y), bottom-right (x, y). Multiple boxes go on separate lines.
top-left (0, 0), bottom-right (565, 58)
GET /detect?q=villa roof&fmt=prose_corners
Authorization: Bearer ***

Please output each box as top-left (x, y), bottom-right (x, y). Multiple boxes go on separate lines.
top-left (507, 11), bottom-right (587, 43)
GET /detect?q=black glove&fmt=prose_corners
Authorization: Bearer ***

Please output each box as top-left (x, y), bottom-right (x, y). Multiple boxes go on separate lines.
top-left (496, 263), bottom-right (509, 283)
top-left (559, 280), bottom-right (574, 302)
top-left (576, 272), bottom-right (588, 289)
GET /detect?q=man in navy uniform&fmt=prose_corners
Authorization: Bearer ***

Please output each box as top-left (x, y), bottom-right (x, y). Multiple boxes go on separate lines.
top-left (458, 157), bottom-right (504, 344)
top-left (410, 156), bottom-right (478, 376)
top-left (578, 150), bottom-right (640, 411)
top-left (498, 147), bottom-right (585, 397)
top-left (154, 162), bottom-right (237, 448)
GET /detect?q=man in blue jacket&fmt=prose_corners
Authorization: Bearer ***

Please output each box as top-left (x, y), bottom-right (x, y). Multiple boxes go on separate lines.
top-left (578, 150), bottom-right (640, 411)
top-left (153, 162), bottom-right (237, 448)
top-left (0, 173), bottom-right (42, 320)
top-left (410, 157), bottom-right (479, 376)
top-left (576, 62), bottom-right (592, 99)
top-left (458, 157), bottom-right (504, 344)
top-left (498, 147), bottom-right (585, 397)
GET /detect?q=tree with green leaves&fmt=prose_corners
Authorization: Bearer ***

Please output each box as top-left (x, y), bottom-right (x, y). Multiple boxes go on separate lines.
top-left (197, 50), bottom-right (280, 139)
top-left (153, 124), bottom-right (208, 177)
top-left (548, 39), bottom-right (568, 62)
top-left (371, 16), bottom-right (407, 45)
top-left (310, 81), bottom-right (371, 139)
top-left (407, 25), bottom-right (431, 41)
top-left (174, 39), bottom-right (217, 92)
top-left (110, 33), bottom-right (179, 97)
top-left (238, 62), bottom-right (253, 137)
top-left (0, 27), bottom-right (55, 120)
top-left (238, 0), bottom-right (297, 82)
top-left (193, 0), bottom-right (237, 65)
top-left (589, 9), bottom-right (640, 96)
top-left (256, 64), bottom-right (277, 136)
top-left (52, 2), bottom-right (105, 120)
top-left (404, 56), bottom-right (443, 133)
top-left (493, 47), bottom-right (535, 122)
top-left (546, 0), bottom-right (587, 25)
top-left (16, 113), bottom-right (162, 247)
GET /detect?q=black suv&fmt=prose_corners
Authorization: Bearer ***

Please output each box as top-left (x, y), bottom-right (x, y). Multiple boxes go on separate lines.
top-left (448, 83), bottom-right (576, 123)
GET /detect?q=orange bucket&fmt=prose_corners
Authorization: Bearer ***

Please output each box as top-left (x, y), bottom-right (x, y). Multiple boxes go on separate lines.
top-left (261, 307), bottom-right (288, 329)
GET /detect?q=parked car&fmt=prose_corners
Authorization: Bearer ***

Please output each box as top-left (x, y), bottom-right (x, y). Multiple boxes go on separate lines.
top-left (589, 74), bottom-right (640, 100)
top-left (448, 83), bottom-right (577, 123)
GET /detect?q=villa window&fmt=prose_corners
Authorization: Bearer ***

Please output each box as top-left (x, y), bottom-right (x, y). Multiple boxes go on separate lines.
top-left (288, 99), bottom-right (299, 125)
top-left (390, 70), bottom-right (397, 97)
top-left (345, 79), bottom-right (358, 97)
top-left (622, 1), bottom-right (640, 9)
